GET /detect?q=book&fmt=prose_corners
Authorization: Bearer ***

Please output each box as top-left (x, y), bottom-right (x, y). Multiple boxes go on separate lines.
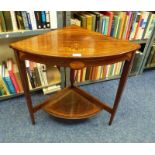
top-left (10, 11), bottom-right (18, 31)
top-left (146, 46), bottom-right (155, 67)
top-left (83, 13), bottom-right (93, 30)
top-left (2, 61), bottom-right (16, 94)
top-left (143, 13), bottom-right (155, 39)
top-left (49, 11), bottom-right (57, 29)
top-left (13, 63), bottom-right (23, 92)
top-left (70, 18), bottom-right (81, 26)
top-left (66, 11), bottom-right (71, 26)
top-left (0, 64), bottom-right (10, 95)
top-left (90, 11), bottom-right (102, 32)
top-left (41, 11), bottom-right (46, 29)
top-left (136, 12), bottom-right (150, 40)
top-left (27, 11), bottom-right (37, 30)
top-left (3, 11), bottom-right (13, 31)
top-left (100, 11), bottom-right (114, 36)
top-left (25, 60), bottom-right (35, 88)
top-left (0, 11), bottom-right (6, 32)
top-left (57, 11), bottom-right (64, 28)
top-left (73, 12), bottom-right (87, 29)
top-left (131, 51), bottom-right (143, 74)
top-left (114, 12), bottom-right (126, 39)
top-left (7, 58), bottom-right (20, 93)
top-left (15, 11), bottom-right (25, 30)
top-left (34, 11), bottom-right (42, 29)
top-left (113, 15), bottom-right (120, 38)
top-left (21, 11), bottom-right (29, 30)
top-left (150, 45), bottom-right (155, 66)
top-left (45, 11), bottom-right (50, 28)
top-left (133, 12), bottom-right (142, 39)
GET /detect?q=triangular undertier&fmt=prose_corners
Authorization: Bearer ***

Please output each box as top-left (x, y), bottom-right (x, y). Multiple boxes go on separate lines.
top-left (42, 86), bottom-right (106, 119)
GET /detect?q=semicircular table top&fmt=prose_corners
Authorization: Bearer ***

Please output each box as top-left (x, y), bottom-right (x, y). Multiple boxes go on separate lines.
top-left (10, 25), bottom-right (140, 59)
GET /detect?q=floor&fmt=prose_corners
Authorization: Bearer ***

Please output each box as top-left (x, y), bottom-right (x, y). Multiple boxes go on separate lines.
top-left (0, 70), bottom-right (155, 143)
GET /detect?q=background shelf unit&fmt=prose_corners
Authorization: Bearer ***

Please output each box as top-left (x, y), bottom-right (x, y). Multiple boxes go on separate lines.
top-left (0, 11), bottom-right (155, 101)
top-left (0, 29), bottom-right (51, 39)
top-left (0, 81), bottom-right (61, 101)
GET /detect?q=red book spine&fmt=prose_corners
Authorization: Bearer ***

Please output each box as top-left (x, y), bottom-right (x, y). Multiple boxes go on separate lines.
top-left (9, 71), bottom-right (20, 93)
top-left (126, 14), bottom-right (133, 40)
top-left (134, 15), bottom-right (142, 39)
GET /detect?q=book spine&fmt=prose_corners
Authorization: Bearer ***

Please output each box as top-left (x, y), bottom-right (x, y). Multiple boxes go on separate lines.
top-left (66, 11), bottom-right (71, 26)
top-left (3, 11), bottom-right (13, 31)
top-left (10, 11), bottom-right (18, 31)
top-left (8, 71), bottom-right (20, 93)
top-left (50, 11), bottom-right (57, 29)
top-left (0, 77), bottom-right (10, 95)
top-left (0, 11), bottom-right (7, 32)
top-left (57, 11), bottom-right (64, 28)
top-left (21, 11), bottom-right (29, 30)
top-left (28, 11), bottom-right (37, 30)
top-left (134, 13), bottom-right (142, 39)
top-left (34, 11), bottom-right (42, 29)
top-left (144, 14), bottom-right (155, 39)
top-left (45, 11), bottom-right (50, 28)
top-left (3, 77), bottom-right (16, 94)
top-left (15, 11), bottom-right (25, 30)
top-left (26, 12), bottom-right (32, 30)
top-left (41, 11), bottom-right (46, 29)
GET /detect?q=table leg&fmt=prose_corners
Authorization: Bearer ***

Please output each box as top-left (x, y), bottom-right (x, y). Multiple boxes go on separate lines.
top-left (70, 69), bottom-right (75, 87)
top-left (109, 53), bottom-right (135, 125)
top-left (14, 51), bottom-right (35, 124)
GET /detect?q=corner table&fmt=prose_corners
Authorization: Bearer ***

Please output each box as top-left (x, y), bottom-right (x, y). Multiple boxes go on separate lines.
top-left (10, 25), bottom-right (140, 125)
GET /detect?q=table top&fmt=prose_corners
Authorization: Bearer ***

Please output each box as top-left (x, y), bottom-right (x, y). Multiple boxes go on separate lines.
top-left (10, 25), bottom-right (140, 59)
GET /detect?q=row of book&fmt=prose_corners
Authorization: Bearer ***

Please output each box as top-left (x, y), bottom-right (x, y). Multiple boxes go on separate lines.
top-left (0, 11), bottom-right (60, 32)
top-left (146, 44), bottom-right (155, 67)
top-left (0, 58), bottom-right (61, 97)
top-left (72, 50), bottom-right (143, 83)
top-left (71, 11), bottom-right (155, 40)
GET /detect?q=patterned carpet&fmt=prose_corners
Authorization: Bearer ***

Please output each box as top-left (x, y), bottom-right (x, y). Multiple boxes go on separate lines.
top-left (0, 70), bottom-right (155, 142)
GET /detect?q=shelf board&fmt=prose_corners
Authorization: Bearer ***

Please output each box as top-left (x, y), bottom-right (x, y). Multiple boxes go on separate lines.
top-left (0, 81), bottom-right (60, 101)
top-left (130, 39), bottom-right (148, 44)
top-left (0, 29), bottom-right (52, 39)
top-left (77, 72), bottom-right (138, 86)
top-left (144, 65), bottom-right (155, 70)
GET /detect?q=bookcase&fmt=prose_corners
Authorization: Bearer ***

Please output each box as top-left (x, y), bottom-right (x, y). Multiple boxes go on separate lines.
top-left (0, 11), bottom-right (155, 100)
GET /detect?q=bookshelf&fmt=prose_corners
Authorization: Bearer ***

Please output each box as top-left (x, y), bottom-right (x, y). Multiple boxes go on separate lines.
top-left (142, 24), bottom-right (155, 71)
top-left (0, 11), bottom-right (155, 100)
top-left (0, 29), bottom-right (51, 39)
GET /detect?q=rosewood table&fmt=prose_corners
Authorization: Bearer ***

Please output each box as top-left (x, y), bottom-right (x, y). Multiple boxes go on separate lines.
top-left (10, 25), bottom-right (140, 125)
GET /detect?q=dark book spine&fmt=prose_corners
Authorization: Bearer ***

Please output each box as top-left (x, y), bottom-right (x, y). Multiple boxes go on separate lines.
top-left (66, 11), bottom-right (71, 26)
top-left (57, 11), bottom-right (64, 28)
top-left (26, 12), bottom-right (32, 30)
top-left (21, 11), bottom-right (29, 30)
top-left (15, 11), bottom-right (25, 30)
top-left (3, 11), bottom-right (13, 31)
top-left (26, 67), bottom-right (35, 88)
top-left (34, 11), bottom-right (42, 29)
top-left (41, 11), bottom-right (46, 29)
top-left (0, 11), bottom-right (7, 32)
top-left (45, 11), bottom-right (50, 28)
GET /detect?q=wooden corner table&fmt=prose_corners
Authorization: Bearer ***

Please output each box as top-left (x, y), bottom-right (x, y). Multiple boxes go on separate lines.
top-left (10, 25), bottom-right (140, 125)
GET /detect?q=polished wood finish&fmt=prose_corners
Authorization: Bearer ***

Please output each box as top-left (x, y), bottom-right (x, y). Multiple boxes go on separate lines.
top-left (10, 25), bottom-right (140, 58)
top-left (10, 25), bottom-right (140, 125)
top-left (43, 86), bottom-right (107, 119)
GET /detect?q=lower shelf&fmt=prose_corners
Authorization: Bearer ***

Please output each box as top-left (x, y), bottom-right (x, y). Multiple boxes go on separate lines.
top-left (43, 86), bottom-right (105, 119)
top-left (0, 82), bottom-right (60, 101)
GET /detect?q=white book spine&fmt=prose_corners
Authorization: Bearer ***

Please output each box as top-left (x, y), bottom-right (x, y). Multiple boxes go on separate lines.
top-left (50, 11), bottom-right (58, 29)
top-left (28, 11), bottom-right (37, 30)
top-left (10, 11), bottom-right (18, 31)
top-left (144, 14), bottom-right (155, 39)
top-left (105, 65), bottom-right (110, 78)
